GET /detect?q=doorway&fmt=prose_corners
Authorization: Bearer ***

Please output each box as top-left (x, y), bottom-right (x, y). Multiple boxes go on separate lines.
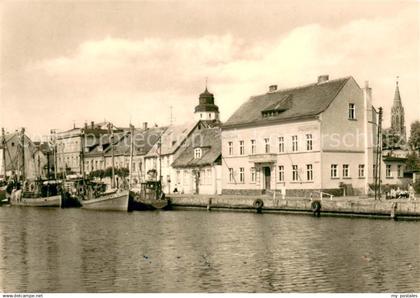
top-left (264, 167), bottom-right (271, 190)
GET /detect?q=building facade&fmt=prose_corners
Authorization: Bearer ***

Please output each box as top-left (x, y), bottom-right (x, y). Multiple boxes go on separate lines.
top-left (221, 75), bottom-right (377, 196)
top-left (172, 127), bottom-right (222, 195)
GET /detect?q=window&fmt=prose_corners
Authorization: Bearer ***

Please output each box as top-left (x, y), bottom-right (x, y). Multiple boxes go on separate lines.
top-left (239, 167), bottom-right (244, 183)
top-left (229, 168), bottom-right (234, 183)
top-left (398, 165), bottom-right (403, 178)
top-left (306, 134), bottom-right (312, 151)
top-left (278, 137), bottom-right (284, 153)
top-left (194, 148), bottom-right (202, 159)
top-left (306, 164), bottom-right (313, 181)
top-left (200, 113), bottom-right (203, 119)
top-left (264, 138), bottom-right (270, 153)
top-left (358, 164), bottom-right (365, 178)
top-left (278, 165), bottom-right (284, 182)
top-left (132, 162), bottom-right (136, 172)
top-left (228, 142), bottom-right (233, 155)
top-left (386, 165), bottom-right (392, 177)
top-left (292, 165), bottom-right (299, 181)
top-left (251, 140), bottom-right (256, 155)
top-left (208, 113), bottom-right (211, 118)
top-left (251, 167), bottom-right (256, 182)
top-left (176, 171), bottom-right (180, 184)
top-left (239, 140), bottom-right (244, 155)
top-left (343, 164), bottom-right (349, 178)
top-left (349, 103), bottom-right (356, 119)
top-left (292, 135), bottom-right (298, 152)
top-left (206, 169), bottom-right (212, 184)
top-left (331, 164), bottom-right (338, 178)
top-left (183, 170), bottom-right (188, 185)
top-left (373, 164), bottom-right (376, 177)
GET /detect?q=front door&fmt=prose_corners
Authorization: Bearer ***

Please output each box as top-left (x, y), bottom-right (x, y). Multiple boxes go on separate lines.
top-left (264, 167), bottom-right (271, 190)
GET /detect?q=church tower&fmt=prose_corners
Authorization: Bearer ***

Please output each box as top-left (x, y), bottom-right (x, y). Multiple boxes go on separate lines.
top-left (390, 78), bottom-right (406, 142)
top-left (194, 87), bottom-right (220, 122)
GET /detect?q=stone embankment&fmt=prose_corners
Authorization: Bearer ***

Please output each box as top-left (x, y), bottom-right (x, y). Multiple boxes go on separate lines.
top-left (167, 194), bottom-right (420, 220)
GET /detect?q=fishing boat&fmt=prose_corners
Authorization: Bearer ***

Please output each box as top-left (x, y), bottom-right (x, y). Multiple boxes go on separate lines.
top-left (78, 122), bottom-right (130, 212)
top-left (129, 180), bottom-right (168, 211)
top-left (81, 186), bottom-right (130, 211)
top-left (9, 180), bottom-right (62, 207)
top-left (61, 177), bottom-right (83, 208)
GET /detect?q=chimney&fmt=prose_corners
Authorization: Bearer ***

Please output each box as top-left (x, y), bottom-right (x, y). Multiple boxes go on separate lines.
top-left (91, 121), bottom-right (94, 128)
top-left (268, 85), bottom-right (277, 92)
top-left (317, 75), bottom-right (329, 84)
top-left (143, 122), bottom-right (148, 130)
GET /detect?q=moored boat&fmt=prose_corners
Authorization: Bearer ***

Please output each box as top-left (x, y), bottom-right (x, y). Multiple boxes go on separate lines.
top-left (81, 188), bottom-right (129, 211)
top-left (129, 180), bottom-right (168, 211)
top-left (10, 180), bottom-right (62, 207)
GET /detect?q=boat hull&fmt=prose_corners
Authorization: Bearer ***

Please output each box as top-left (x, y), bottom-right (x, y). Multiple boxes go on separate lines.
top-left (129, 191), bottom-right (169, 211)
top-left (61, 192), bottom-right (82, 208)
top-left (81, 190), bottom-right (129, 211)
top-left (10, 190), bottom-right (62, 207)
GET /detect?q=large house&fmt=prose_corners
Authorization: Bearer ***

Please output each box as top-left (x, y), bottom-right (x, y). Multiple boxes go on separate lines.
top-left (221, 75), bottom-right (378, 196)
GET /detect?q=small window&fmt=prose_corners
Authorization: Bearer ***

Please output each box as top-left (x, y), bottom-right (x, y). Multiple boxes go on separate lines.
top-left (278, 137), bottom-right (284, 153)
top-left (349, 103), bottom-right (356, 120)
top-left (239, 140), bottom-right (244, 155)
top-left (306, 164), bottom-right (313, 181)
top-left (331, 164), bottom-right (338, 178)
top-left (278, 165), bottom-right (284, 182)
top-left (251, 167), bottom-right (256, 182)
top-left (358, 164), bottom-right (365, 178)
top-left (306, 134), bottom-right (312, 151)
top-left (239, 167), bottom-right (244, 183)
top-left (208, 113), bottom-right (211, 118)
top-left (194, 148), bottom-right (202, 159)
top-left (264, 138), bottom-right (270, 153)
top-left (292, 135), bottom-right (298, 152)
top-left (386, 165), bottom-right (392, 178)
top-left (200, 113), bottom-right (203, 119)
top-left (251, 140), bottom-right (256, 155)
top-left (343, 164), bottom-right (349, 178)
top-left (292, 165), bottom-right (299, 181)
top-left (228, 142), bottom-right (233, 155)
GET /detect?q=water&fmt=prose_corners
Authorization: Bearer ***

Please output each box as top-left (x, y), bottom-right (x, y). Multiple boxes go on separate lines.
top-left (0, 207), bottom-right (419, 293)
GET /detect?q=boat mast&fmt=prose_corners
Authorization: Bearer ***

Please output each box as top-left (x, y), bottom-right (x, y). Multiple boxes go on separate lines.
top-left (377, 107), bottom-right (383, 199)
top-left (21, 128), bottom-right (25, 181)
top-left (1, 128), bottom-right (6, 180)
top-left (80, 127), bottom-right (85, 179)
top-left (51, 130), bottom-right (57, 180)
top-left (129, 124), bottom-right (134, 188)
top-left (108, 122), bottom-right (115, 188)
top-left (158, 135), bottom-right (162, 182)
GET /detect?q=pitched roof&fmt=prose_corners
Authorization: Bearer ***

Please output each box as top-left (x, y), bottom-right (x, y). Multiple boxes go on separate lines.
top-left (172, 127), bottom-right (221, 168)
top-left (223, 77), bottom-right (351, 128)
top-left (145, 122), bottom-right (198, 157)
top-left (103, 127), bottom-right (166, 157)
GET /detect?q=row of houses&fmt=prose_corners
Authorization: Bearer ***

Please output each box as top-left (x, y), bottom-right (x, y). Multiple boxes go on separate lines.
top-left (1, 75), bottom-right (413, 196)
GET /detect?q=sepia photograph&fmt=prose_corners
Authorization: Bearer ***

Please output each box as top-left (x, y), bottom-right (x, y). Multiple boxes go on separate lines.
top-left (0, 0), bottom-right (419, 295)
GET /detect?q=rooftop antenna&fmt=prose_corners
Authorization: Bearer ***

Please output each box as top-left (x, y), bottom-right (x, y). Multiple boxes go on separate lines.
top-left (170, 106), bottom-right (173, 126)
top-left (205, 77), bottom-right (208, 90)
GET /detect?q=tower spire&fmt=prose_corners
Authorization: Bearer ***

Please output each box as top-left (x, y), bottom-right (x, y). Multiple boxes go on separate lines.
top-left (394, 76), bottom-right (401, 104)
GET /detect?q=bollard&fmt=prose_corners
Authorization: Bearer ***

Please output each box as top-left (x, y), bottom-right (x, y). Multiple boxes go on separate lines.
top-left (207, 197), bottom-right (212, 211)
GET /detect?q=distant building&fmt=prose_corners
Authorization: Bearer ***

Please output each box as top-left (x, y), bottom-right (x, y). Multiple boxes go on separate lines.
top-left (54, 121), bottom-right (121, 175)
top-left (172, 127), bottom-right (222, 195)
top-left (221, 75), bottom-right (378, 196)
top-left (194, 87), bottom-right (220, 123)
top-left (1, 129), bottom-right (49, 180)
top-left (390, 79), bottom-right (406, 142)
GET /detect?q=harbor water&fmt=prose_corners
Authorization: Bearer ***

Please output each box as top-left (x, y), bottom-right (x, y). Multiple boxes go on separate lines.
top-left (0, 207), bottom-right (419, 292)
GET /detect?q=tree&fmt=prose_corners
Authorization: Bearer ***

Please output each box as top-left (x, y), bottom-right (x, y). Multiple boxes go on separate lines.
top-left (406, 152), bottom-right (420, 171)
top-left (409, 121), bottom-right (420, 152)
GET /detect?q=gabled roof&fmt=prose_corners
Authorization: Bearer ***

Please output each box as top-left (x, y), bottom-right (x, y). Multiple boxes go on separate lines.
top-left (223, 77), bottom-right (351, 128)
top-left (145, 122), bottom-right (198, 157)
top-left (103, 127), bottom-right (166, 157)
top-left (172, 127), bottom-right (221, 168)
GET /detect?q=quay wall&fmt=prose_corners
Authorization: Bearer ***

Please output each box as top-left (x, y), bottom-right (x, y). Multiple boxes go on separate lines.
top-left (167, 195), bottom-right (420, 219)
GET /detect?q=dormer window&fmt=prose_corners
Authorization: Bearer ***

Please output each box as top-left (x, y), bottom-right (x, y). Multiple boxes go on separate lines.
top-left (194, 148), bottom-right (202, 159)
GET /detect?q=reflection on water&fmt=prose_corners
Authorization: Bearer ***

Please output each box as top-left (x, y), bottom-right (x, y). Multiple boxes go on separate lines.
top-left (0, 207), bottom-right (419, 292)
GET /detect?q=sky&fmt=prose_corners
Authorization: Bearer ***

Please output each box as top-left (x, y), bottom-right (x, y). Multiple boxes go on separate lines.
top-left (1, 0), bottom-right (419, 139)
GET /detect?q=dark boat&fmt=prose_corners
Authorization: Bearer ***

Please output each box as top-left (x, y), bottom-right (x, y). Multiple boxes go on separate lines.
top-left (129, 180), bottom-right (169, 211)
top-left (61, 178), bottom-right (84, 208)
